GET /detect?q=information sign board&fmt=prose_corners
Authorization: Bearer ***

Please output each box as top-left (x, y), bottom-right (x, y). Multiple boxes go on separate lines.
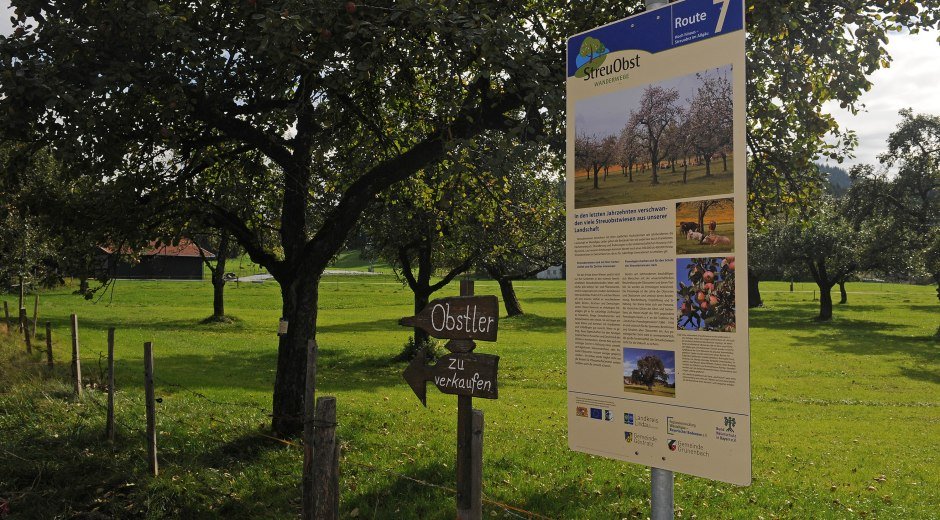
top-left (566, 0), bottom-right (751, 485)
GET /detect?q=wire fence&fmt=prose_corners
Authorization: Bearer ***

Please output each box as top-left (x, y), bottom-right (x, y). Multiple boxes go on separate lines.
top-left (2, 323), bottom-right (555, 520)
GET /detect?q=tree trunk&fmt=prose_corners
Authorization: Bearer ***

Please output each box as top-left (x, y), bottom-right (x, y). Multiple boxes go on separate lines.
top-left (271, 271), bottom-right (321, 437)
top-left (211, 234), bottom-right (230, 318)
top-left (722, 152), bottom-right (728, 172)
top-left (497, 277), bottom-right (523, 317)
top-left (652, 154), bottom-right (659, 184)
top-left (212, 274), bottom-right (226, 317)
top-left (933, 272), bottom-right (939, 304)
top-left (818, 284), bottom-right (834, 320)
top-left (79, 277), bottom-right (89, 294)
top-left (808, 259), bottom-right (834, 321)
top-left (747, 268), bottom-right (763, 308)
top-left (628, 164), bottom-right (634, 182)
top-left (838, 279), bottom-right (847, 304)
top-left (671, 159), bottom-right (676, 173)
top-left (704, 155), bottom-right (712, 176)
top-left (413, 290), bottom-right (431, 347)
top-left (682, 161), bottom-right (688, 184)
top-left (593, 166), bottom-right (600, 189)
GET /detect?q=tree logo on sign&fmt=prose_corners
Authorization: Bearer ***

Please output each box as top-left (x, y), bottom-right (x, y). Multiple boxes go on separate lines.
top-left (575, 36), bottom-right (609, 78)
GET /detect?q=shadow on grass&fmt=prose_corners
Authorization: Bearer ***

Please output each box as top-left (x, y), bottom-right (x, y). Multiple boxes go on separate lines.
top-left (40, 314), bottom-right (247, 335)
top-left (519, 296), bottom-right (566, 305)
top-left (900, 366), bottom-right (940, 386)
top-left (192, 433), bottom-right (280, 469)
top-left (109, 345), bottom-right (405, 396)
top-left (317, 317), bottom-right (403, 334)
top-left (751, 303), bottom-right (939, 383)
top-left (344, 463), bottom-right (455, 518)
top-left (347, 457), bottom-right (647, 519)
top-left (499, 313), bottom-right (565, 333)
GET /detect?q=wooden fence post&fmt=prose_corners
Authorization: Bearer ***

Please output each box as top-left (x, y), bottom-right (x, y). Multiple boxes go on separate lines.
top-left (19, 308), bottom-right (32, 354)
top-left (17, 277), bottom-right (23, 328)
top-left (106, 328), bottom-right (116, 443)
top-left (3, 301), bottom-right (9, 333)
top-left (32, 293), bottom-right (38, 339)
top-left (144, 341), bottom-right (158, 476)
top-left (303, 339), bottom-right (319, 520)
top-left (45, 322), bottom-right (53, 370)
top-left (313, 396), bottom-right (338, 520)
top-left (467, 410), bottom-right (484, 519)
top-left (71, 314), bottom-right (82, 398)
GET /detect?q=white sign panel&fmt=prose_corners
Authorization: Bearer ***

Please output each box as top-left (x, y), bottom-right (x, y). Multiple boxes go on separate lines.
top-left (566, 0), bottom-right (751, 485)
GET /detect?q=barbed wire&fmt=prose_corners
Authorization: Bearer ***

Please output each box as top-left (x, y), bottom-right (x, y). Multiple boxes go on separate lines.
top-left (152, 374), bottom-right (271, 413)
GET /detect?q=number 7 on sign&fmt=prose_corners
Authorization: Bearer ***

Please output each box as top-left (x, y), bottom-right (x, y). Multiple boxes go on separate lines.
top-left (713, 0), bottom-right (730, 33)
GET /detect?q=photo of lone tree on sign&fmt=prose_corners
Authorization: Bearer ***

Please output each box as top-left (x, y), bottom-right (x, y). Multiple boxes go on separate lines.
top-left (623, 348), bottom-right (676, 397)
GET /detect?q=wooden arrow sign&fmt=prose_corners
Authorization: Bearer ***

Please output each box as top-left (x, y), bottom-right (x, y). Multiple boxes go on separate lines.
top-left (402, 351), bottom-right (500, 406)
top-left (399, 296), bottom-right (499, 342)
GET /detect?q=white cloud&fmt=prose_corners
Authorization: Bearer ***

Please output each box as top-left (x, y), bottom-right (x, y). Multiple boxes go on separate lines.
top-left (824, 30), bottom-right (940, 169)
top-left (0, 2), bottom-right (12, 37)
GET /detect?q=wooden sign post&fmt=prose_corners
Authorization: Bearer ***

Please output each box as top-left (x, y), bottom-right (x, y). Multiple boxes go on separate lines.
top-left (399, 280), bottom-right (499, 520)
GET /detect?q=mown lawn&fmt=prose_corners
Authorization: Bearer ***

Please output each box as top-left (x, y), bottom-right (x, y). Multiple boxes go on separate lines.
top-left (575, 158), bottom-right (735, 209)
top-left (0, 278), bottom-right (937, 519)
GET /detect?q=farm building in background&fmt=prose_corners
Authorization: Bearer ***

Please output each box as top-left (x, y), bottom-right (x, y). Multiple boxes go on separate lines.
top-left (99, 240), bottom-right (215, 280)
top-left (537, 265), bottom-right (565, 280)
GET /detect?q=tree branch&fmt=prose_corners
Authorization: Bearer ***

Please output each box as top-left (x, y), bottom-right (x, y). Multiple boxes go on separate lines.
top-left (429, 255), bottom-right (475, 293)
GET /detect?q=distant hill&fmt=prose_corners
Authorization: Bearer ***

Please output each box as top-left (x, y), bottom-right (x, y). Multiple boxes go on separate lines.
top-left (817, 163), bottom-right (852, 195)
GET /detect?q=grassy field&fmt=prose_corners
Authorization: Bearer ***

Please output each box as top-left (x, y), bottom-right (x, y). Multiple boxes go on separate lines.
top-left (623, 382), bottom-right (677, 398)
top-left (575, 159), bottom-right (735, 209)
top-left (1, 278), bottom-right (938, 519)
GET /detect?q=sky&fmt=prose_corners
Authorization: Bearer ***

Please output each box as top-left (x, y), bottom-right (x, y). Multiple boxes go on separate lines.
top-left (0, 3), bottom-right (936, 169)
top-left (823, 29), bottom-right (940, 170)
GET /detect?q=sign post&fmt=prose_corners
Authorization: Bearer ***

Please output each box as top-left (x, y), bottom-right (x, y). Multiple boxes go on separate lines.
top-left (648, 6), bottom-right (675, 519)
top-left (399, 280), bottom-right (499, 520)
top-left (566, 0), bottom-right (750, 517)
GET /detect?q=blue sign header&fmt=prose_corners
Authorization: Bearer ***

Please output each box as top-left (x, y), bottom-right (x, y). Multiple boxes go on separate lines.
top-left (567, 0), bottom-right (744, 78)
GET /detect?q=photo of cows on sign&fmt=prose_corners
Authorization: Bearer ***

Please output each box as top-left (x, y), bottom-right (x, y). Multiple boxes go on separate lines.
top-left (676, 198), bottom-right (734, 254)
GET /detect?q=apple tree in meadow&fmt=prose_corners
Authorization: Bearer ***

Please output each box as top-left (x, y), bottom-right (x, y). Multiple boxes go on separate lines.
top-left (845, 110), bottom-right (940, 309)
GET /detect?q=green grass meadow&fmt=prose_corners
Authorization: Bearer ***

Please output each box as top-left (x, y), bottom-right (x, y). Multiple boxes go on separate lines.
top-left (575, 159), bottom-right (735, 209)
top-left (1, 278), bottom-right (938, 519)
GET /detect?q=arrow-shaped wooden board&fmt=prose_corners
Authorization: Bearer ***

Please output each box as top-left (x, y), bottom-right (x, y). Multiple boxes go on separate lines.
top-left (399, 296), bottom-right (499, 342)
top-left (402, 352), bottom-right (500, 406)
